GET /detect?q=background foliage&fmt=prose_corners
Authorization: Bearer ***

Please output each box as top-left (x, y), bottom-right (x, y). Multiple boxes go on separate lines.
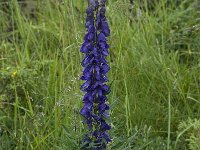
top-left (0, 0), bottom-right (200, 149)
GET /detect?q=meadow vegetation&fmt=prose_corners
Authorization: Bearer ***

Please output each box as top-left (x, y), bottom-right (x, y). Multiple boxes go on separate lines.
top-left (0, 0), bottom-right (200, 149)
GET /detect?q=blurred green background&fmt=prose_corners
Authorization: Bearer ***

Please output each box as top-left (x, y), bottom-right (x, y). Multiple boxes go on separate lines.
top-left (0, 0), bottom-right (200, 149)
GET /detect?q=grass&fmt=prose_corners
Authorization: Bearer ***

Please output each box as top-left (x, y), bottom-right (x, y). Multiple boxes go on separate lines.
top-left (0, 0), bottom-right (200, 149)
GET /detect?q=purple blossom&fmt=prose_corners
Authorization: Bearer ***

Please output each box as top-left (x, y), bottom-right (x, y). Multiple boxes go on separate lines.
top-left (80, 0), bottom-right (111, 149)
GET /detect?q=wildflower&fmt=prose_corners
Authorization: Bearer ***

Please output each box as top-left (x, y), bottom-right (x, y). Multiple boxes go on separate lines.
top-left (11, 71), bottom-right (17, 78)
top-left (80, 0), bottom-right (111, 149)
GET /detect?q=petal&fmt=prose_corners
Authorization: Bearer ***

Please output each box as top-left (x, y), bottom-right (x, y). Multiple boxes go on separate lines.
top-left (102, 75), bottom-right (109, 82)
top-left (92, 81), bottom-right (100, 89)
top-left (95, 65), bottom-right (100, 75)
top-left (80, 42), bottom-right (93, 53)
top-left (100, 7), bottom-right (106, 16)
top-left (101, 63), bottom-right (110, 74)
top-left (98, 103), bottom-right (110, 115)
top-left (100, 20), bottom-right (110, 37)
top-left (98, 89), bottom-right (103, 97)
top-left (86, 6), bottom-right (93, 15)
top-left (102, 84), bottom-right (111, 95)
top-left (103, 112), bottom-right (110, 118)
top-left (102, 132), bottom-right (112, 142)
top-left (92, 114), bottom-right (101, 121)
top-left (83, 65), bottom-right (94, 78)
top-left (83, 93), bottom-right (94, 103)
top-left (84, 32), bottom-right (95, 41)
top-left (92, 89), bottom-right (98, 97)
top-left (103, 28), bottom-right (110, 37)
top-left (98, 33), bottom-right (107, 42)
top-left (102, 84), bottom-right (109, 91)
top-left (93, 47), bottom-right (98, 56)
top-left (81, 54), bottom-right (93, 67)
top-left (80, 75), bottom-right (87, 80)
top-left (102, 49), bottom-right (109, 56)
top-left (100, 122), bottom-right (111, 130)
top-left (99, 41), bottom-right (109, 49)
top-left (80, 107), bottom-right (90, 117)
top-left (80, 80), bottom-right (91, 91)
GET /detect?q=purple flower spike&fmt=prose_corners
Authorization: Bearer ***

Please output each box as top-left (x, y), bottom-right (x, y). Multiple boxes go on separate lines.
top-left (80, 0), bottom-right (111, 149)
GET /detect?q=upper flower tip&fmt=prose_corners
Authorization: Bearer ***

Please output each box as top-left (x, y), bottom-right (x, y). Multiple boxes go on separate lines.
top-left (86, 6), bottom-right (94, 14)
top-left (100, 7), bottom-right (106, 15)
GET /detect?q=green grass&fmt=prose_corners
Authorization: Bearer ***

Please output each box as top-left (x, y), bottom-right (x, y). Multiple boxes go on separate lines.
top-left (0, 0), bottom-right (200, 149)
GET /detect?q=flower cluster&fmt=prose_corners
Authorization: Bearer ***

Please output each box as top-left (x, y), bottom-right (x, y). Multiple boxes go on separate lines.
top-left (80, 0), bottom-right (111, 149)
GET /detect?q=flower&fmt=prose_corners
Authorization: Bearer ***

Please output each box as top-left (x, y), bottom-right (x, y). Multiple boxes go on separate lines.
top-left (80, 0), bottom-right (111, 149)
top-left (11, 71), bottom-right (17, 78)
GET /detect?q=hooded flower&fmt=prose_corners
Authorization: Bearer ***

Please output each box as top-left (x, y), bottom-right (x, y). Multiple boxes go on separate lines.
top-left (80, 0), bottom-right (111, 149)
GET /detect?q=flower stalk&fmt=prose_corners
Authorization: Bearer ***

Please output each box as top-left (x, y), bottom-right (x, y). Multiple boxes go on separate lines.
top-left (80, 0), bottom-right (111, 149)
